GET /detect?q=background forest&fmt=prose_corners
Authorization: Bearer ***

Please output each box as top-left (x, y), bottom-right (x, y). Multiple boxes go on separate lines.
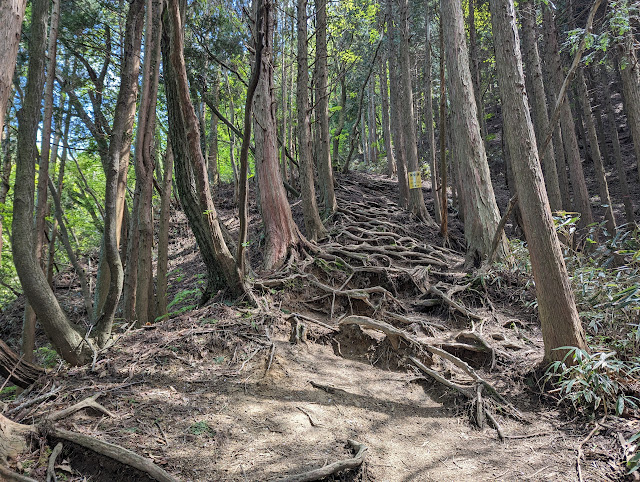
top-left (0, 0), bottom-right (639, 479)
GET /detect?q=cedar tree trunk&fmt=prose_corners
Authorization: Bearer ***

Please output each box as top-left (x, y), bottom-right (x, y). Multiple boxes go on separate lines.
top-left (13, 0), bottom-right (95, 365)
top-left (253, 0), bottom-right (300, 270)
top-left (162, 0), bottom-right (245, 300)
top-left (296, 0), bottom-right (326, 240)
top-left (441, 0), bottom-right (507, 263)
top-left (490, 0), bottom-right (587, 362)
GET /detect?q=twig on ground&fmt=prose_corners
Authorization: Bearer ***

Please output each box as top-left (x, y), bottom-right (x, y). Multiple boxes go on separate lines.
top-left (484, 409), bottom-right (505, 442)
top-left (155, 420), bottom-right (169, 447)
top-left (239, 347), bottom-right (263, 371)
top-left (503, 431), bottom-right (550, 440)
top-left (577, 420), bottom-right (602, 482)
top-left (8, 385), bottom-right (62, 418)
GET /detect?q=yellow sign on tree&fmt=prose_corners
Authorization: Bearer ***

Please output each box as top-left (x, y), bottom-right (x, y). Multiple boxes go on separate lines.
top-left (408, 171), bottom-right (422, 189)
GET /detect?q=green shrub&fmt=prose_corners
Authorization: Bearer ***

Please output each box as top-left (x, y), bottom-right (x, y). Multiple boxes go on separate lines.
top-left (545, 346), bottom-right (639, 415)
top-left (35, 346), bottom-right (61, 368)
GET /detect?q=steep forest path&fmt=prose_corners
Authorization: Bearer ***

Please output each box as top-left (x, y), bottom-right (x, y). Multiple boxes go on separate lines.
top-left (1, 173), bottom-right (628, 481)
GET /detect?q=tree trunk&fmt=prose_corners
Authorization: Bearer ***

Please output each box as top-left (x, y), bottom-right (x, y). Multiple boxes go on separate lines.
top-left (253, 0), bottom-right (300, 270)
top-left (0, 121), bottom-right (13, 265)
top-left (225, 73), bottom-right (239, 202)
top-left (46, 87), bottom-right (71, 287)
top-left (572, 89), bottom-right (588, 160)
top-left (296, 0), bottom-right (326, 240)
top-left (616, 27), bottom-right (640, 181)
top-left (156, 144), bottom-right (174, 320)
top-left (13, 0), bottom-right (95, 365)
top-left (575, 68), bottom-right (616, 234)
top-left (315, 0), bottom-right (337, 217)
top-left (93, 0), bottom-right (145, 347)
top-left (0, 340), bottom-right (44, 389)
top-left (519, 0), bottom-right (563, 211)
top-left (236, 0), bottom-right (266, 277)
top-left (468, 0), bottom-right (487, 144)
top-left (424, 0), bottom-right (440, 224)
top-left (396, 0), bottom-right (434, 225)
top-left (122, 188), bottom-right (140, 321)
top-left (368, 83), bottom-right (377, 165)
top-left (541, 5), bottom-right (593, 228)
top-left (333, 75), bottom-right (347, 166)
top-left (134, 0), bottom-right (162, 326)
top-left (281, 20), bottom-right (289, 183)
top-left (490, 0), bottom-right (587, 362)
top-left (540, 28), bottom-right (571, 208)
top-left (442, 0), bottom-right (507, 263)
top-left (35, 0), bottom-right (60, 269)
top-left (162, 0), bottom-right (245, 300)
top-left (597, 63), bottom-right (635, 223)
top-left (22, 0), bottom-right (61, 362)
top-left (591, 87), bottom-right (611, 167)
top-left (93, 0), bottom-right (146, 326)
top-left (439, 14), bottom-right (448, 235)
top-left (361, 110), bottom-right (368, 165)
top-left (385, 1), bottom-right (409, 208)
top-left (0, 0), bottom-right (26, 134)
top-left (208, 71), bottom-right (220, 186)
top-left (380, 60), bottom-right (396, 178)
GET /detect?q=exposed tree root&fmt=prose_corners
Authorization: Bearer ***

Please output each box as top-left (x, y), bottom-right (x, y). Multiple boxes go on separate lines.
top-left (422, 285), bottom-right (484, 321)
top-left (47, 426), bottom-right (178, 482)
top-left (46, 442), bottom-right (63, 482)
top-left (0, 400), bottom-right (177, 482)
top-left (254, 183), bottom-right (532, 447)
top-left (339, 316), bottom-right (527, 425)
top-left (286, 313), bottom-right (339, 333)
top-left (0, 464), bottom-right (38, 482)
top-left (277, 439), bottom-right (367, 482)
top-left (46, 393), bottom-right (115, 422)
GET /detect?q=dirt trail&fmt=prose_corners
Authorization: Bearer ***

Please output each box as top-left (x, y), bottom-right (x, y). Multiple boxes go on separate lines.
top-left (1, 173), bottom-right (630, 481)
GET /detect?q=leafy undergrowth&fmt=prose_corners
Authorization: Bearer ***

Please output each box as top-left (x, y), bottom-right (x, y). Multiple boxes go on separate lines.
top-left (0, 173), bottom-right (638, 481)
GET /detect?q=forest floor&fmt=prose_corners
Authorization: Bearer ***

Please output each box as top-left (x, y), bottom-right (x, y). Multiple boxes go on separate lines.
top-left (0, 172), bottom-right (637, 481)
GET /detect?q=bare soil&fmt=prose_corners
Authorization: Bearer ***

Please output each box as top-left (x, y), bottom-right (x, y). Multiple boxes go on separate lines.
top-left (0, 172), bottom-right (636, 482)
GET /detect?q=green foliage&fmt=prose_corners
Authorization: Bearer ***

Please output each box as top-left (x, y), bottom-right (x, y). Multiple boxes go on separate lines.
top-left (0, 385), bottom-right (18, 400)
top-left (35, 346), bottom-right (61, 368)
top-left (545, 347), bottom-right (639, 415)
top-left (167, 289), bottom-right (201, 310)
top-left (563, 224), bottom-right (640, 358)
top-left (189, 420), bottom-right (216, 436)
